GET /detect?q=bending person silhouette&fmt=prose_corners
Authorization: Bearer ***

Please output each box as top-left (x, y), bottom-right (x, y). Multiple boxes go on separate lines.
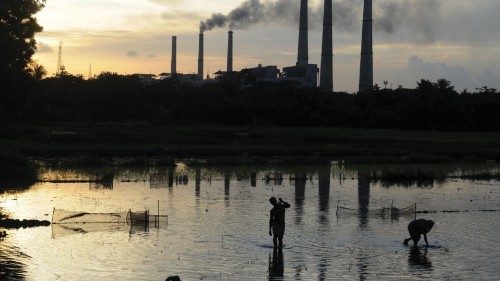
top-left (404, 219), bottom-right (435, 246)
top-left (269, 197), bottom-right (291, 248)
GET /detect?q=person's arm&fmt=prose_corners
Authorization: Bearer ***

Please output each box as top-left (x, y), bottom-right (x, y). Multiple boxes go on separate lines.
top-left (279, 198), bottom-right (291, 208)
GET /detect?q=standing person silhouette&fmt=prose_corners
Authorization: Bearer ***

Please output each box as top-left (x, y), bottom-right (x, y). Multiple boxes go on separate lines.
top-left (269, 197), bottom-right (291, 248)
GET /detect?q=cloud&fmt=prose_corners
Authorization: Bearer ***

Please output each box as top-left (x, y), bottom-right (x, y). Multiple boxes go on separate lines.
top-left (37, 42), bottom-right (53, 53)
top-left (149, 0), bottom-right (183, 6)
top-left (147, 54), bottom-right (156, 58)
top-left (398, 56), bottom-right (499, 90)
top-left (477, 70), bottom-right (500, 89)
top-left (126, 50), bottom-right (139, 57)
top-left (407, 55), bottom-right (475, 89)
top-left (160, 10), bottom-right (202, 21)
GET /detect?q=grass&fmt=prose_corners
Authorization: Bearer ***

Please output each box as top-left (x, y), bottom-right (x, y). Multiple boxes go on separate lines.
top-left (1, 123), bottom-right (500, 164)
top-left (0, 148), bottom-right (38, 190)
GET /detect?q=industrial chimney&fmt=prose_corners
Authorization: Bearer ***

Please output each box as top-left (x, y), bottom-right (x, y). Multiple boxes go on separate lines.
top-left (198, 33), bottom-right (204, 80)
top-left (227, 31), bottom-right (233, 72)
top-left (171, 36), bottom-right (177, 75)
top-left (320, 0), bottom-right (333, 92)
top-left (359, 0), bottom-right (373, 92)
top-left (297, 0), bottom-right (308, 66)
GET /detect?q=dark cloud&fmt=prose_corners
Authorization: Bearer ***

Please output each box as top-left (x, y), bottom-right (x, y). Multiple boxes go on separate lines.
top-left (126, 50), bottom-right (139, 57)
top-left (375, 0), bottom-right (442, 43)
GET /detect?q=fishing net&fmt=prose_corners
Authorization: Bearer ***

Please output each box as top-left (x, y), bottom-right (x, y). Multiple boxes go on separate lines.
top-left (336, 203), bottom-right (416, 218)
top-left (52, 209), bottom-right (168, 225)
top-left (52, 209), bottom-right (128, 224)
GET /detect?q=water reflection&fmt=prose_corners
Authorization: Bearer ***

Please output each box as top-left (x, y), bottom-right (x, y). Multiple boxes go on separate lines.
top-left (0, 243), bottom-right (26, 281)
top-left (294, 172), bottom-right (306, 225)
top-left (268, 248), bottom-right (284, 280)
top-left (195, 168), bottom-right (201, 198)
top-left (408, 246), bottom-right (433, 270)
top-left (318, 167), bottom-right (330, 225)
top-left (167, 167), bottom-right (174, 188)
top-left (2, 162), bottom-right (499, 280)
top-left (149, 172), bottom-right (166, 189)
top-left (318, 257), bottom-right (328, 281)
top-left (251, 172), bottom-right (257, 187)
top-left (224, 173), bottom-right (230, 208)
top-left (357, 255), bottom-right (369, 281)
top-left (358, 177), bottom-right (370, 228)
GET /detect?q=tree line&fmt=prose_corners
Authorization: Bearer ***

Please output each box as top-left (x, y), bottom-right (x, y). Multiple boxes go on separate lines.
top-left (1, 71), bottom-right (499, 131)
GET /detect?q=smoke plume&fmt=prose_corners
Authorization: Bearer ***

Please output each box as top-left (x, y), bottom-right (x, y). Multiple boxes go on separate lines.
top-left (200, 0), bottom-right (443, 43)
top-left (374, 0), bottom-right (442, 43)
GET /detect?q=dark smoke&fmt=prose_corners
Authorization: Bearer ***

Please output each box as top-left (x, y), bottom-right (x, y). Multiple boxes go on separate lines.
top-left (374, 0), bottom-right (442, 43)
top-left (200, 0), bottom-right (361, 33)
top-left (200, 0), bottom-right (443, 43)
top-left (200, 0), bottom-right (297, 32)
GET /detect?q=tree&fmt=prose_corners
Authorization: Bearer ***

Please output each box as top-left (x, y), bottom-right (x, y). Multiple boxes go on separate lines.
top-left (0, 0), bottom-right (45, 83)
top-left (29, 61), bottom-right (47, 80)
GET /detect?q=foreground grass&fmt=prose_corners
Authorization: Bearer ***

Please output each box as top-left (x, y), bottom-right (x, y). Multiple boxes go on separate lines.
top-left (0, 148), bottom-right (37, 188)
top-left (1, 123), bottom-right (499, 164)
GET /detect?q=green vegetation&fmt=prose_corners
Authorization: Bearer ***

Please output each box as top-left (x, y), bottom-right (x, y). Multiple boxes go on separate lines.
top-left (0, 0), bottom-right (46, 122)
top-left (4, 74), bottom-right (499, 132)
top-left (2, 124), bottom-right (500, 164)
top-left (0, 148), bottom-right (37, 188)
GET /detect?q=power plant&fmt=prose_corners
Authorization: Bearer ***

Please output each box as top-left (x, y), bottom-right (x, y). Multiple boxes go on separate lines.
top-left (359, 0), bottom-right (373, 92)
top-left (165, 0), bottom-right (372, 92)
top-left (171, 36), bottom-right (177, 75)
top-left (198, 33), bottom-right (204, 80)
top-left (227, 31), bottom-right (233, 73)
top-left (320, 0), bottom-right (333, 92)
top-left (297, 0), bottom-right (309, 66)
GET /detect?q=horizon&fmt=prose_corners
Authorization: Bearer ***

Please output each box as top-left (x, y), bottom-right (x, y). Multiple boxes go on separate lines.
top-left (33, 0), bottom-right (500, 92)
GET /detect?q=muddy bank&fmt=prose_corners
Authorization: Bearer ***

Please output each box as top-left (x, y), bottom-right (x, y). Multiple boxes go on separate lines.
top-left (0, 219), bottom-right (51, 229)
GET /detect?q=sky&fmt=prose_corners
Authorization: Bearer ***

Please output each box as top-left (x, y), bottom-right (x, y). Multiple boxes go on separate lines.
top-left (34, 0), bottom-right (500, 92)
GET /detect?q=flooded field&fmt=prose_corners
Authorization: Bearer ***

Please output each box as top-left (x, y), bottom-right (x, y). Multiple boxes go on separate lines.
top-left (1, 163), bottom-right (499, 280)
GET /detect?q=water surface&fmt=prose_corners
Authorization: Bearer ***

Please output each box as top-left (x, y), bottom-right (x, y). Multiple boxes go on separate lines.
top-left (1, 163), bottom-right (499, 280)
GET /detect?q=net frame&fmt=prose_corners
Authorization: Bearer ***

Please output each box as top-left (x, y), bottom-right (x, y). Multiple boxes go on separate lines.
top-left (52, 208), bottom-right (168, 225)
top-left (336, 203), bottom-right (417, 219)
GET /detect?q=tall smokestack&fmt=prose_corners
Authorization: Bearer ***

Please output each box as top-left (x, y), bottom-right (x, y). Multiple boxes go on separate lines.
top-left (171, 36), bottom-right (177, 75)
top-left (227, 31), bottom-right (233, 72)
top-left (198, 33), bottom-right (204, 80)
top-left (359, 0), bottom-right (373, 92)
top-left (320, 0), bottom-right (333, 92)
top-left (297, 0), bottom-right (308, 66)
